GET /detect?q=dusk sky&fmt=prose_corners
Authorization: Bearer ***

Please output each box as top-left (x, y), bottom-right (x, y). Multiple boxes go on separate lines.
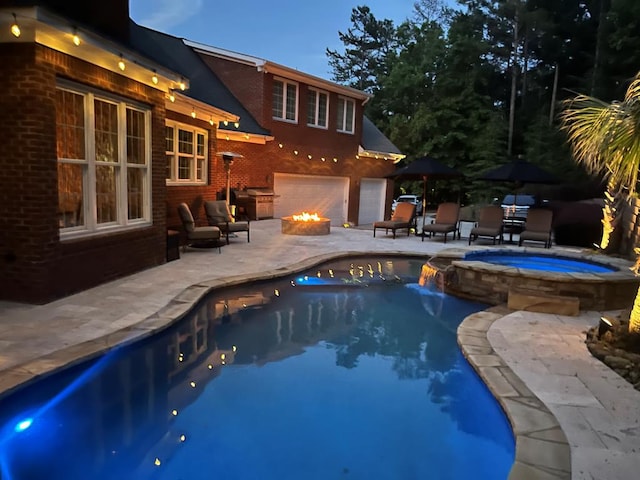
top-left (129, 0), bottom-right (423, 80)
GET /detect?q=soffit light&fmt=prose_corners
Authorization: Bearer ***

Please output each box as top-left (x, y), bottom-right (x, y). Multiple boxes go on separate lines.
top-left (10, 13), bottom-right (20, 37)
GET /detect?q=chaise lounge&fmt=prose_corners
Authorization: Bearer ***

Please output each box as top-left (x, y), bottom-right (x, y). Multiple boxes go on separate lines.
top-left (421, 202), bottom-right (460, 243)
top-left (519, 208), bottom-right (553, 248)
top-left (469, 205), bottom-right (504, 245)
top-left (373, 202), bottom-right (416, 239)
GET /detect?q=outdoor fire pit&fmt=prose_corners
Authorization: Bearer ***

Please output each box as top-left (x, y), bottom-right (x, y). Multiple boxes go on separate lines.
top-left (281, 212), bottom-right (331, 235)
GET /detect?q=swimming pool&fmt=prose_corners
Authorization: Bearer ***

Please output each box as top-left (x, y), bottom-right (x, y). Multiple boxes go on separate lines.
top-left (463, 251), bottom-right (617, 273)
top-left (0, 257), bottom-right (514, 479)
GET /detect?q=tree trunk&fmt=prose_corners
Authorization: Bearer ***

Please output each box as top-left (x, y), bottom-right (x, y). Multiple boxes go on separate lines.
top-left (549, 62), bottom-right (559, 126)
top-left (508, 10), bottom-right (519, 156)
top-left (629, 286), bottom-right (640, 333)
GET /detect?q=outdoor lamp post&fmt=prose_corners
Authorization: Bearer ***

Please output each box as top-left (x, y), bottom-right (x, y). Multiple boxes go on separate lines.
top-left (216, 151), bottom-right (243, 207)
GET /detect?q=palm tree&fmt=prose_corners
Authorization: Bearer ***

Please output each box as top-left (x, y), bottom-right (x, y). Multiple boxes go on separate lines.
top-left (560, 73), bottom-right (640, 332)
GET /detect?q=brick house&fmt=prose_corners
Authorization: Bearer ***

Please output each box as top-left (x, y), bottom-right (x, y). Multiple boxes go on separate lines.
top-left (186, 41), bottom-right (404, 226)
top-left (0, 1), bottom-right (402, 304)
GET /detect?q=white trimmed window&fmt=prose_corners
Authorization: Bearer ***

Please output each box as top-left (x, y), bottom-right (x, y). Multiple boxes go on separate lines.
top-left (336, 96), bottom-right (355, 134)
top-left (272, 78), bottom-right (298, 122)
top-left (307, 88), bottom-right (328, 128)
top-left (56, 84), bottom-right (151, 237)
top-left (165, 122), bottom-right (208, 185)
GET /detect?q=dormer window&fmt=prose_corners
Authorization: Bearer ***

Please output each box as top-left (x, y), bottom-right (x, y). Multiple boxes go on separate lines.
top-left (272, 78), bottom-right (298, 123)
top-left (336, 96), bottom-right (355, 134)
top-left (307, 88), bottom-right (328, 128)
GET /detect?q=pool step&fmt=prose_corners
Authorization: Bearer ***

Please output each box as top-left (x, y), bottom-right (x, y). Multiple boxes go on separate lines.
top-left (507, 288), bottom-right (580, 316)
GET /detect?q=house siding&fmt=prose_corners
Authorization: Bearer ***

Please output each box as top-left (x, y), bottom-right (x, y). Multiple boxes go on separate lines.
top-left (0, 43), bottom-right (168, 304)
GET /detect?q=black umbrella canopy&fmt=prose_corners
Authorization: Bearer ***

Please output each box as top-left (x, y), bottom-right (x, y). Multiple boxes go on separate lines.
top-left (387, 156), bottom-right (463, 226)
top-left (387, 156), bottom-right (463, 180)
top-left (478, 159), bottom-right (557, 184)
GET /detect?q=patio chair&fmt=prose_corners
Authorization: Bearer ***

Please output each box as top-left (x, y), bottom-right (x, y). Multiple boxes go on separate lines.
top-left (518, 208), bottom-right (553, 248)
top-left (468, 205), bottom-right (504, 245)
top-left (373, 202), bottom-right (416, 239)
top-left (204, 200), bottom-right (250, 244)
top-left (177, 203), bottom-right (222, 253)
top-left (421, 202), bottom-right (460, 243)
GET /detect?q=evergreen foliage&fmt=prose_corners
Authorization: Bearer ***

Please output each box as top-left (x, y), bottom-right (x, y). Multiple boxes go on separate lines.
top-left (327, 0), bottom-right (640, 203)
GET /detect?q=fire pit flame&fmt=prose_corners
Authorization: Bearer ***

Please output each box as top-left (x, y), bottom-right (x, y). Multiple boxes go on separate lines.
top-left (292, 212), bottom-right (320, 222)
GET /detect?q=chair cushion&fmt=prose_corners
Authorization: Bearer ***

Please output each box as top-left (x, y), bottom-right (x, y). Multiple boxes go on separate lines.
top-left (374, 220), bottom-right (410, 229)
top-left (223, 222), bottom-right (250, 233)
top-left (470, 226), bottom-right (501, 237)
top-left (520, 230), bottom-right (549, 242)
top-left (189, 226), bottom-right (221, 240)
top-left (423, 223), bottom-right (456, 233)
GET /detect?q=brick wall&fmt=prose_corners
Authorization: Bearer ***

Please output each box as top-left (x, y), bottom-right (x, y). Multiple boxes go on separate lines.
top-left (0, 43), bottom-right (168, 303)
top-left (198, 53), bottom-right (397, 224)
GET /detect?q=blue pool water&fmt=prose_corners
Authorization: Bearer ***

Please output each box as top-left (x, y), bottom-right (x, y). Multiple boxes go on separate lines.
top-left (0, 257), bottom-right (514, 479)
top-left (464, 251), bottom-right (616, 273)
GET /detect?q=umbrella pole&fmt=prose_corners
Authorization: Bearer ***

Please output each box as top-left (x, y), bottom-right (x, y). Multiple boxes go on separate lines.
top-left (422, 176), bottom-right (428, 231)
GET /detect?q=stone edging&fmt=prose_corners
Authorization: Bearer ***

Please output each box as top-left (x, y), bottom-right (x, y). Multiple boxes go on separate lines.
top-left (458, 308), bottom-right (571, 479)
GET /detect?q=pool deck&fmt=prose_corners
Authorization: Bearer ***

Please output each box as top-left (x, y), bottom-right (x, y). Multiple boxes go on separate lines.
top-left (1, 219), bottom-right (639, 479)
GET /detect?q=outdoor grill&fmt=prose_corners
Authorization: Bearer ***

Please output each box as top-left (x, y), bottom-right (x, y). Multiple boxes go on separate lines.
top-left (236, 188), bottom-right (274, 220)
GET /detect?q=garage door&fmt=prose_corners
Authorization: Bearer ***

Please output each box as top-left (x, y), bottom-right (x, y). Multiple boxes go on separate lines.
top-left (358, 178), bottom-right (387, 225)
top-left (274, 173), bottom-right (349, 226)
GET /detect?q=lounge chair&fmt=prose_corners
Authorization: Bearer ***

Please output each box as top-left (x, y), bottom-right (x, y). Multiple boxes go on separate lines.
top-left (204, 200), bottom-right (250, 244)
top-left (373, 202), bottom-right (416, 239)
top-left (468, 205), bottom-right (504, 245)
top-left (421, 202), bottom-right (460, 243)
top-left (518, 208), bottom-right (553, 248)
top-left (177, 203), bottom-right (222, 253)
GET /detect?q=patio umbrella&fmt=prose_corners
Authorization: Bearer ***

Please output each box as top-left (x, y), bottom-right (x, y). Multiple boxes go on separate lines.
top-left (477, 158), bottom-right (557, 204)
top-left (386, 156), bottom-right (463, 227)
top-left (477, 158), bottom-right (557, 185)
top-left (478, 158), bottom-right (557, 243)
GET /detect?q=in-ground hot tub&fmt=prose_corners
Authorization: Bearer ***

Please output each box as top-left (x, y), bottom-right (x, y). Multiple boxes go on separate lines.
top-left (281, 213), bottom-right (331, 236)
top-left (428, 248), bottom-right (640, 310)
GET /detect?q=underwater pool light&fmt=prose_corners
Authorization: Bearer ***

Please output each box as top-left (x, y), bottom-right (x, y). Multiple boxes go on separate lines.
top-left (14, 418), bottom-right (33, 432)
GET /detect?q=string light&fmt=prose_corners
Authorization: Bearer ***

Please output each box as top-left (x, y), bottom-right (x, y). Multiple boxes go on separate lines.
top-left (209, 116), bottom-right (214, 126)
top-left (72, 28), bottom-right (80, 46)
top-left (278, 143), bottom-right (283, 148)
top-left (191, 108), bottom-right (196, 119)
top-left (118, 54), bottom-right (125, 71)
top-left (178, 78), bottom-right (186, 90)
top-left (293, 150), bottom-right (298, 155)
top-left (168, 91), bottom-right (175, 102)
top-left (10, 13), bottom-right (20, 38)
top-left (307, 154), bottom-right (312, 159)
top-left (234, 122), bottom-right (239, 128)
top-left (151, 70), bottom-right (158, 84)
top-left (223, 120), bottom-right (228, 126)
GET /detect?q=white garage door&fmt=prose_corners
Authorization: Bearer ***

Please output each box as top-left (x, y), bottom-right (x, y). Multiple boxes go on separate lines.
top-left (358, 178), bottom-right (387, 225)
top-left (274, 173), bottom-right (349, 226)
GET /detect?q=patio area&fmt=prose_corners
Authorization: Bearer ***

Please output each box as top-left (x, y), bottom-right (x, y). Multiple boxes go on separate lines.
top-left (0, 219), bottom-right (638, 479)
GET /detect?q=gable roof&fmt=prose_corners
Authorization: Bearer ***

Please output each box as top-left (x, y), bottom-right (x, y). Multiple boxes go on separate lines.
top-left (184, 40), bottom-right (371, 104)
top-left (128, 21), bottom-right (270, 138)
top-left (360, 116), bottom-right (404, 162)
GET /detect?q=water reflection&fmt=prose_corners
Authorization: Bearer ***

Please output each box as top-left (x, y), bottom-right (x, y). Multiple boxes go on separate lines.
top-left (0, 257), bottom-right (512, 480)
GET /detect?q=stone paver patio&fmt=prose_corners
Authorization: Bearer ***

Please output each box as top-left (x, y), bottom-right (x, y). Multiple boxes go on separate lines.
top-left (0, 218), bottom-right (639, 479)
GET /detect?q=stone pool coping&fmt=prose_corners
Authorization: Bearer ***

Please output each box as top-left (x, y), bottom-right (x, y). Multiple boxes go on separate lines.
top-left (2, 248), bottom-right (634, 479)
top-left (458, 307), bottom-right (571, 479)
top-left (433, 246), bottom-right (637, 280)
